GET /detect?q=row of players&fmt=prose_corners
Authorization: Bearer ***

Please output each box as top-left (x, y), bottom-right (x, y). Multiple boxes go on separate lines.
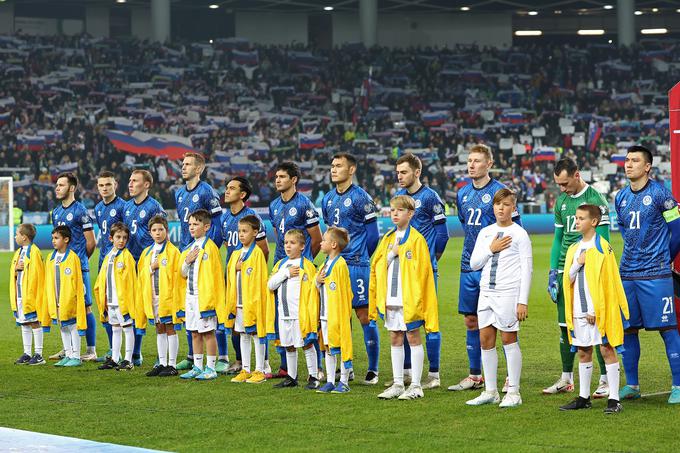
top-left (9, 145), bottom-right (680, 408)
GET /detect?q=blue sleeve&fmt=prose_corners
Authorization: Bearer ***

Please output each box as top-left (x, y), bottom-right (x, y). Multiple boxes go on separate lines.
top-left (512, 210), bottom-right (522, 227)
top-left (208, 213), bottom-right (223, 245)
top-left (366, 221), bottom-right (379, 257)
top-left (434, 221), bottom-right (449, 257)
top-left (456, 191), bottom-right (464, 224)
top-left (658, 187), bottom-right (680, 260)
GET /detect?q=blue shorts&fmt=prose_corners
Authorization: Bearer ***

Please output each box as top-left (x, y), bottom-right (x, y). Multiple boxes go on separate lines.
top-left (458, 271), bottom-right (481, 315)
top-left (82, 270), bottom-right (93, 308)
top-left (348, 265), bottom-right (369, 308)
top-left (622, 277), bottom-right (676, 330)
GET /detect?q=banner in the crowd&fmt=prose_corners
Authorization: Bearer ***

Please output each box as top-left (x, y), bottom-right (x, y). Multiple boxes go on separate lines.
top-left (105, 130), bottom-right (196, 160)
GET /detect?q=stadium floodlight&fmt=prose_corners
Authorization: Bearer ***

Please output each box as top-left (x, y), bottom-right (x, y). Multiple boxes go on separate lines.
top-left (116, 0), bottom-right (127, 3)
top-left (634, 10), bottom-right (643, 15)
top-left (528, 11), bottom-right (538, 16)
top-left (641, 28), bottom-right (668, 34)
top-left (209, 4), bottom-right (219, 9)
top-left (461, 6), bottom-right (470, 11)
top-left (0, 176), bottom-right (14, 252)
top-left (515, 30), bottom-right (542, 36)
top-left (603, 5), bottom-right (613, 9)
top-left (578, 29), bottom-right (605, 35)
top-left (324, 6), bottom-right (334, 11)
top-left (652, 8), bottom-right (659, 12)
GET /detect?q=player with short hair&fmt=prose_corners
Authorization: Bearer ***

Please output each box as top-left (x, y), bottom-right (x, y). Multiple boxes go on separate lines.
top-left (270, 161), bottom-right (322, 379)
top-left (124, 169), bottom-right (166, 366)
top-left (615, 145), bottom-right (680, 404)
top-left (50, 172), bottom-right (98, 362)
top-left (322, 153), bottom-right (380, 385)
top-left (544, 157), bottom-right (611, 397)
top-left (465, 189), bottom-right (532, 408)
top-left (450, 145), bottom-right (521, 392)
top-left (174, 153), bottom-right (225, 372)
top-left (10, 223), bottom-right (46, 365)
top-left (220, 176), bottom-right (269, 376)
top-left (94, 170), bottom-right (126, 358)
top-left (392, 153), bottom-right (448, 390)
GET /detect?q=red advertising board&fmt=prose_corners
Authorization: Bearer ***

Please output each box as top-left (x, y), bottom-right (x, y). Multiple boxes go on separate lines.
top-left (669, 82), bottom-right (680, 327)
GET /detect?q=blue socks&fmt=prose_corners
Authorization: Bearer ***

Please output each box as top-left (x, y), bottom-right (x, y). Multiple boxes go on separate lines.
top-left (426, 332), bottom-right (441, 373)
top-left (231, 333), bottom-right (241, 361)
top-left (466, 329), bottom-right (482, 375)
top-left (622, 333), bottom-right (641, 386)
top-left (277, 346), bottom-right (287, 371)
top-left (104, 323), bottom-right (113, 349)
top-left (313, 339), bottom-right (323, 370)
top-left (362, 323), bottom-right (380, 373)
top-left (216, 330), bottom-right (228, 358)
top-left (132, 333), bottom-right (143, 359)
top-left (186, 330), bottom-right (193, 358)
top-left (403, 336), bottom-right (412, 369)
top-left (661, 329), bottom-right (680, 386)
top-left (85, 312), bottom-right (96, 347)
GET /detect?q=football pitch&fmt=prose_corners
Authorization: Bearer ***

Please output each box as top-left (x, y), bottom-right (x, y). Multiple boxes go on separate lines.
top-left (0, 234), bottom-right (677, 452)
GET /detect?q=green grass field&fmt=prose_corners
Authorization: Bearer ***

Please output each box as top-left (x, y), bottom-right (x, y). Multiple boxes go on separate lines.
top-left (0, 235), bottom-right (677, 452)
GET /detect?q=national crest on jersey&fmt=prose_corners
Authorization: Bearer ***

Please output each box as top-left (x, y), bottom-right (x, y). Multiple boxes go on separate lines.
top-left (395, 185), bottom-right (446, 271)
top-left (94, 196), bottom-right (126, 262)
top-left (269, 192), bottom-right (320, 263)
top-left (616, 180), bottom-right (675, 279)
top-left (123, 196), bottom-right (165, 261)
top-left (52, 200), bottom-right (93, 272)
top-left (220, 206), bottom-right (266, 262)
top-left (175, 181), bottom-right (222, 250)
top-left (321, 184), bottom-right (377, 266)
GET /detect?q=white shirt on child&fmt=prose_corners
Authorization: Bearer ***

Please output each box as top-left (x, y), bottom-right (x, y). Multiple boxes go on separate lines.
top-left (105, 249), bottom-right (120, 307)
top-left (15, 246), bottom-right (27, 305)
top-left (150, 243), bottom-right (163, 301)
top-left (183, 240), bottom-right (203, 299)
top-left (319, 260), bottom-right (331, 321)
top-left (236, 248), bottom-right (247, 308)
top-left (569, 238), bottom-right (596, 318)
top-left (268, 258), bottom-right (302, 320)
top-left (386, 231), bottom-right (405, 308)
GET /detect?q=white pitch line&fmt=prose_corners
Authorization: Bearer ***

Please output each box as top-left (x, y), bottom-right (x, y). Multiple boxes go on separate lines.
top-left (641, 391), bottom-right (671, 397)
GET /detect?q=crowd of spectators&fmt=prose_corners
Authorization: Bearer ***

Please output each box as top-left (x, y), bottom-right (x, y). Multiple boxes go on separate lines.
top-left (0, 33), bottom-right (677, 220)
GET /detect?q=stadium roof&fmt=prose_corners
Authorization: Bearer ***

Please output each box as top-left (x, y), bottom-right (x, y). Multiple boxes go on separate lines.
top-left (21, 0), bottom-right (680, 14)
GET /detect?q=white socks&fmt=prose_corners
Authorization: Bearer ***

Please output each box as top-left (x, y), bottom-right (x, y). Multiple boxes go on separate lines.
top-left (340, 363), bottom-right (349, 385)
top-left (168, 334), bottom-right (178, 367)
top-left (286, 350), bottom-right (298, 380)
top-left (60, 326), bottom-right (72, 359)
top-left (21, 325), bottom-right (32, 355)
top-left (504, 342), bottom-right (522, 394)
top-left (304, 347), bottom-right (318, 378)
top-left (606, 362), bottom-right (620, 401)
top-left (123, 326), bottom-right (134, 362)
top-left (206, 355), bottom-right (216, 370)
top-left (112, 325), bottom-right (123, 363)
top-left (325, 353), bottom-right (337, 385)
top-left (240, 334), bottom-right (252, 372)
top-left (255, 340), bottom-right (265, 373)
top-left (194, 354), bottom-right (204, 370)
top-left (579, 362), bottom-right (593, 399)
top-left (562, 371), bottom-right (574, 383)
top-left (157, 333), bottom-right (168, 367)
top-left (69, 324), bottom-right (80, 359)
top-left (391, 345), bottom-right (405, 386)
top-left (33, 328), bottom-right (43, 356)
top-left (410, 344), bottom-right (424, 387)
top-left (481, 347), bottom-right (498, 393)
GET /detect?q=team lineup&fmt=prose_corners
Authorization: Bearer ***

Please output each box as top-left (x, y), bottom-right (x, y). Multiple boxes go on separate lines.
top-left (9, 144), bottom-right (680, 411)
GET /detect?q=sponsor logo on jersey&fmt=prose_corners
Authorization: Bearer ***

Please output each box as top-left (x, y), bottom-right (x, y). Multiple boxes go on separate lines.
top-left (364, 203), bottom-right (372, 213)
top-left (161, 258), bottom-right (167, 266)
top-left (599, 205), bottom-right (607, 214)
top-left (192, 194), bottom-right (199, 203)
top-left (178, 196), bottom-right (183, 203)
top-left (327, 200), bottom-right (332, 206)
top-left (140, 210), bottom-right (146, 218)
top-left (126, 210), bottom-right (130, 216)
top-left (561, 204), bottom-right (567, 211)
top-left (246, 267), bottom-right (253, 275)
top-left (289, 207), bottom-right (297, 216)
top-left (306, 209), bottom-right (314, 218)
top-left (415, 199), bottom-right (422, 209)
top-left (97, 210), bottom-right (101, 216)
top-left (344, 198), bottom-right (352, 207)
top-left (329, 282), bottom-right (337, 290)
top-left (462, 196), bottom-right (468, 202)
top-left (620, 199), bottom-right (627, 208)
top-left (110, 209), bottom-right (117, 217)
top-left (664, 199), bottom-right (676, 210)
top-left (64, 268), bottom-right (72, 275)
top-left (274, 209), bottom-right (278, 215)
top-left (482, 194), bottom-right (491, 203)
top-left (210, 198), bottom-right (219, 207)
top-left (405, 250), bottom-right (413, 259)
top-left (643, 195), bottom-right (652, 206)
top-left (81, 216), bottom-right (89, 223)
top-left (116, 262), bottom-right (124, 269)
top-left (433, 203), bottom-right (443, 213)
top-left (66, 213), bottom-right (73, 221)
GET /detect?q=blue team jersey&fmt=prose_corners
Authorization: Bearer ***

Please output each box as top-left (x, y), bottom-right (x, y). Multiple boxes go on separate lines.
top-left (322, 184), bottom-right (378, 267)
top-left (52, 200), bottom-right (94, 272)
top-left (175, 181), bottom-right (223, 250)
top-left (396, 185), bottom-right (446, 271)
top-left (123, 196), bottom-right (166, 261)
top-left (220, 206), bottom-right (267, 263)
top-left (94, 196), bottom-right (126, 269)
top-left (457, 179), bottom-right (520, 272)
top-left (269, 192), bottom-right (320, 263)
top-left (616, 179), bottom-right (676, 279)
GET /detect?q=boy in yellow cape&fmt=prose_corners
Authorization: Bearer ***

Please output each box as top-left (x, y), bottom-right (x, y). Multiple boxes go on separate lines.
top-left (561, 204), bottom-right (629, 414)
top-left (312, 226), bottom-right (354, 394)
top-left (266, 229), bottom-right (319, 389)
top-left (369, 195), bottom-right (438, 400)
top-left (10, 223), bottom-right (46, 365)
top-left (94, 222), bottom-right (139, 371)
top-left (44, 225), bottom-right (87, 367)
top-left (227, 215), bottom-right (271, 384)
top-left (137, 215), bottom-right (182, 377)
top-left (177, 209), bottom-right (226, 381)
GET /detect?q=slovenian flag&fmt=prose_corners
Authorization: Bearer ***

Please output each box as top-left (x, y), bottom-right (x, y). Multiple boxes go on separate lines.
top-left (109, 117), bottom-right (136, 133)
top-left (226, 123), bottom-right (249, 135)
top-left (422, 111), bottom-right (448, 127)
top-left (37, 129), bottom-right (63, 143)
top-left (500, 111), bottom-right (526, 124)
top-left (534, 147), bottom-right (556, 162)
top-left (105, 130), bottom-right (196, 160)
top-left (299, 133), bottom-right (325, 149)
top-left (456, 177), bottom-right (472, 188)
top-left (17, 135), bottom-right (46, 151)
top-left (611, 154), bottom-right (626, 166)
top-left (143, 111), bottom-right (166, 128)
top-left (0, 112), bottom-right (10, 125)
top-left (587, 120), bottom-right (602, 152)
top-left (232, 49), bottom-right (259, 66)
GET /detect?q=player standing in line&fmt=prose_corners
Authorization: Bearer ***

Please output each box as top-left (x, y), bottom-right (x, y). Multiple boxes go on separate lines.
top-left (544, 158), bottom-right (610, 397)
top-left (124, 169), bottom-right (166, 366)
top-left (449, 145), bottom-right (520, 392)
top-left (322, 153), bottom-right (380, 385)
top-left (50, 173), bottom-right (98, 362)
top-left (94, 171), bottom-right (126, 359)
top-left (174, 153), bottom-right (224, 372)
top-left (221, 176), bottom-right (269, 375)
top-left (465, 189), bottom-right (532, 408)
top-left (391, 153), bottom-right (448, 389)
top-left (615, 145), bottom-right (680, 404)
top-left (270, 162), bottom-right (323, 379)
